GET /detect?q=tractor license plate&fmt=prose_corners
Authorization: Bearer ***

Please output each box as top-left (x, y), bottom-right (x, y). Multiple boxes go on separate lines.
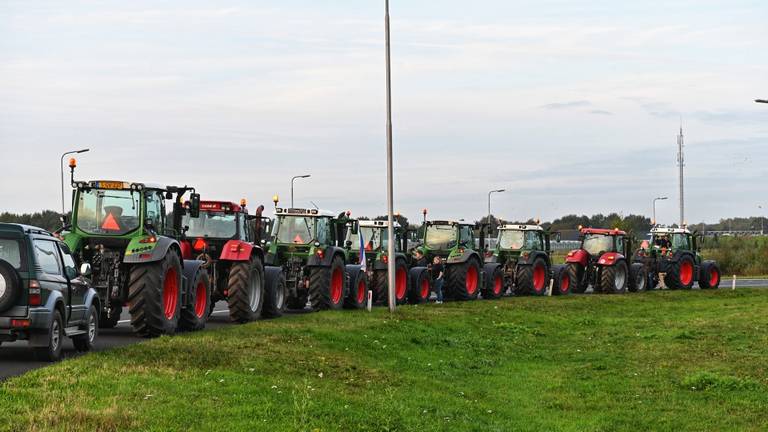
top-left (97, 181), bottom-right (127, 190)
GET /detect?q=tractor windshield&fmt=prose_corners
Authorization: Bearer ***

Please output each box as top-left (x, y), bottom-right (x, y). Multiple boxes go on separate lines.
top-left (183, 211), bottom-right (237, 239)
top-left (75, 189), bottom-right (141, 235)
top-left (671, 233), bottom-right (690, 249)
top-left (498, 230), bottom-right (524, 250)
top-left (349, 227), bottom-right (391, 251)
top-left (425, 224), bottom-right (457, 250)
top-left (582, 234), bottom-right (614, 255)
top-left (273, 216), bottom-right (315, 244)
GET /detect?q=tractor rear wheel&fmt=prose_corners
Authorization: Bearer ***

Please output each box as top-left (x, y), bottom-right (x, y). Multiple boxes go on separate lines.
top-left (664, 255), bottom-right (695, 290)
top-left (373, 262), bottom-right (409, 304)
top-left (263, 267), bottom-right (287, 318)
top-left (309, 256), bottom-right (345, 311)
top-left (567, 263), bottom-right (587, 293)
top-left (481, 264), bottom-right (504, 299)
top-left (698, 261), bottom-right (721, 289)
top-left (128, 253), bottom-right (182, 337)
top-left (99, 304), bottom-right (122, 329)
top-left (516, 258), bottom-right (549, 296)
top-left (179, 268), bottom-right (210, 331)
top-left (227, 257), bottom-right (265, 323)
top-left (408, 267), bottom-right (431, 304)
top-left (599, 261), bottom-right (628, 294)
top-left (551, 265), bottom-right (572, 295)
top-left (447, 259), bottom-right (481, 301)
top-left (628, 263), bottom-right (648, 293)
top-left (343, 266), bottom-right (368, 309)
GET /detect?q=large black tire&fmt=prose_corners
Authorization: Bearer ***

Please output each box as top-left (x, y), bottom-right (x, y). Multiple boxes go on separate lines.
top-left (372, 270), bottom-right (387, 305)
top-left (567, 263), bottom-right (587, 293)
top-left (598, 261), bottom-right (628, 294)
top-left (628, 263), bottom-right (648, 293)
top-left (446, 258), bottom-right (481, 301)
top-left (309, 256), bottom-right (345, 311)
top-left (179, 268), bottom-right (211, 331)
top-left (343, 266), bottom-right (368, 310)
top-left (227, 257), bottom-right (265, 323)
top-left (34, 309), bottom-right (63, 362)
top-left (408, 267), bottom-right (431, 304)
top-left (263, 266), bottom-right (287, 318)
top-left (128, 253), bottom-right (182, 337)
top-left (73, 305), bottom-right (98, 352)
top-left (516, 258), bottom-right (549, 296)
top-left (0, 260), bottom-right (21, 313)
top-left (698, 261), bottom-right (721, 289)
top-left (374, 260), bottom-right (409, 305)
top-left (98, 304), bottom-right (122, 329)
top-left (481, 264), bottom-right (504, 299)
top-left (551, 265), bottom-right (572, 296)
top-left (664, 255), bottom-right (695, 290)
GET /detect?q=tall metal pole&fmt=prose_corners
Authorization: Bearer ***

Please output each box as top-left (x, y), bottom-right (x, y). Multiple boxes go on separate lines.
top-left (677, 122), bottom-right (685, 227)
top-left (652, 196), bottom-right (667, 225)
top-left (487, 189), bottom-right (504, 248)
top-left (385, 0), bottom-right (396, 313)
top-left (60, 148), bottom-right (90, 217)
top-left (290, 174), bottom-right (311, 207)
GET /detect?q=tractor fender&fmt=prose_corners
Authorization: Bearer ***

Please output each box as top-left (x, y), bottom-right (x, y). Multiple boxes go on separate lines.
top-left (565, 249), bottom-right (588, 266)
top-left (123, 236), bottom-right (179, 264)
top-left (597, 252), bottom-right (625, 266)
top-left (219, 240), bottom-right (260, 262)
top-left (446, 249), bottom-right (480, 265)
top-left (307, 247), bottom-right (346, 267)
top-left (180, 240), bottom-right (193, 260)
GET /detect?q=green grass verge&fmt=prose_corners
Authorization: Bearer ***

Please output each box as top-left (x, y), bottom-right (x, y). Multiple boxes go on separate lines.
top-left (2, 289), bottom-right (768, 431)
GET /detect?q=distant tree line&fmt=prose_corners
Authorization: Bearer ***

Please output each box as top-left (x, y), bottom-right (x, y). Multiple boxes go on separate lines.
top-left (0, 211), bottom-right (63, 232)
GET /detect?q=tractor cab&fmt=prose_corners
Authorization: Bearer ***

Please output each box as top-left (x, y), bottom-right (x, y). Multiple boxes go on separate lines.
top-left (181, 200), bottom-right (266, 260)
top-left (576, 228), bottom-right (630, 258)
top-left (494, 224), bottom-right (550, 254)
top-left (345, 219), bottom-right (409, 267)
top-left (416, 220), bottom-right (474, 260)
top-left (644, 226), bottom-right (695, 256)
top-left (265, 208), bottom-right (355, 266)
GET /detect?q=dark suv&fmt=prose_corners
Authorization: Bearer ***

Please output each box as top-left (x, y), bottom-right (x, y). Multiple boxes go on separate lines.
top-left (0, 223), bottom-right (101, 361)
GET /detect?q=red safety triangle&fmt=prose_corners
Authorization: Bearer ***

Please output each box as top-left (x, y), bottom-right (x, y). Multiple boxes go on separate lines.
top-left (365, 242), bottom-right (373, 251)
top-left (101, 213), bottom-right (121, 231)
top-left (293, 234), bottom-right (303, 243)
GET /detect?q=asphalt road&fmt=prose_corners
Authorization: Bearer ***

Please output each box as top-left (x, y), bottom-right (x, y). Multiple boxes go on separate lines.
top-left (2, 280), bottom-right (766, 381)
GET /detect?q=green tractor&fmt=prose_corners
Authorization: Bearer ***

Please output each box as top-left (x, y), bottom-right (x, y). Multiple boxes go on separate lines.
top-left (263, 207), bottom-right (366, 311)
top-left (61, 161), bottom-right (210, 337)
top-left (484, 224), bottom-right (571, 298)
top-left (633, 226), bottom-right (721, 290)
top-left (345, 219), bottom-right (427, 305)
top-left (410, 219), bottom-right (485, 301)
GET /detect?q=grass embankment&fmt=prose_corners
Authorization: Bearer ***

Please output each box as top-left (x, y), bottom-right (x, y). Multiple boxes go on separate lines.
top-left (2, 290), bottom-right (768, 431)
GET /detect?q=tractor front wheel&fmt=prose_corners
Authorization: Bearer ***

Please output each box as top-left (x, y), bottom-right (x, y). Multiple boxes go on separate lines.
top-left (664, 255), bottom-right (695, 290)
top-left (698, 261), bottom-right (721, 289)
top-left (408, 267), bottom-right (431, 304)
top-left (447, 259), bottom-right (481, 301)
top-left (481, 264), bottom-right (504, 299)
top-left (516, 258), bottom-right (549, 296)
top-left (599, 261), bottom-right (628, 294)
top-left (567, 263), bottom-right (587, 293)
top-left (263, 266), bottom-right (287, 318)
top-left (309, 256), bottom-right (345, 311)
top-left (179, 268), bottom-right (210, 331)
top-left (128, 253), bottom-right (182, 337)
top-left (551, 265), bottom-right (572, 295)
top-left (628, 263), bottom-right (648, 293)
top-left (227, 257), bottom-right (265, 323)
top-left (343, 266), bottom-right (368, 309)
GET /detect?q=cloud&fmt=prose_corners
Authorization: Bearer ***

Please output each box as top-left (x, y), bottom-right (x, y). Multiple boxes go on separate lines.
top-left (539, 100), bottom-right (592, 110)
top-left (589, 110), bottom-right (613, 115)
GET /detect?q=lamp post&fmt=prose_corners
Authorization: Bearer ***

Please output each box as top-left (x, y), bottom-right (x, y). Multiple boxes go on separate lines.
top-left (652, 196), bottom-right (668, 225)
top-left (487, 189), bottom-right (505, 246)
top-left (60, 148), bottom-right (90, 217)
top-left (759, 205), bottom-right (765, 235)
top-left (290, 174), bottom-right (310, 207)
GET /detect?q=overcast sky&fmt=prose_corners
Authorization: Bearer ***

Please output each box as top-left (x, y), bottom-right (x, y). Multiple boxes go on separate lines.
top-left (1, 1), bottom-right (766, 225)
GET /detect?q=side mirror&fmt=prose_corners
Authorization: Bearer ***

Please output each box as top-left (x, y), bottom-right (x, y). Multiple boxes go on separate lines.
top-left (80, 263), bottom-right (92, 277)
top-left (188, 193), bottom-right (201, 218)
top-left (351, 221), bottom-right (359, 235)
top-left (346, 240), bottom-right (353, 248)
top-left (556, 232), bottom-right (562, 243)
top-left (165, 191), bottom-right (173, 200)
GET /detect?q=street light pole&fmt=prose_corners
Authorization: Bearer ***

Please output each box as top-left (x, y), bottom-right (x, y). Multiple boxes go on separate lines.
top-left (384, 0), bottom-right (396, 313)
top-left (652, 196), bottom-right (668, 225)
top-left (487, 189), bottom-right (505, 247)
top-left (60, 148), bottom-right (90, 217)
top-left (290, 174), bottom-right (311, 207)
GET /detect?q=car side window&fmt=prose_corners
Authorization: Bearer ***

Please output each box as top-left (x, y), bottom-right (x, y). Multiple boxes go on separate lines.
top-left (59, 244), bottom-right (79, 280)
top-left (34, 240), bottom-right (62, 276)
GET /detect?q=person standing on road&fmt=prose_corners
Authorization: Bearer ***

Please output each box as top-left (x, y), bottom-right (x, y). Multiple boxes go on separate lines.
top-left (431, 256), bottom-right (444, 304)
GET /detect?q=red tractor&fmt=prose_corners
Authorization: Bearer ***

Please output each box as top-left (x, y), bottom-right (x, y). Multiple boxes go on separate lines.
top-left (180, 200), bottom-right (286, 322)
top-left (565, 227), bottom-right (645, 294)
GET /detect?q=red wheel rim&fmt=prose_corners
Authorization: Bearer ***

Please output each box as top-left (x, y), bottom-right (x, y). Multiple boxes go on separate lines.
top-left (533, 264), bottom-right (546, 292)
top-left (709, 268), bottom-right (719, 286)
top-left (420, 278), bottom-right (429, 299)
top-left (560, 273), bottom-right (570, 293)
top-left (331, 268), bottom-right (343, 304)
top-left (356, 279), bottom-right (366, 304)
top-left (466, 265), bottom-right (478, 295)
top-left (493, 275), bottom-right (502, 295)
top-left (194, 280), bottom-right (206, 318)
top-left (163, 267), bottom-right (179, 320)
top-left (395, 267), bottom-right (407, 300)
top-left (680, 260), bottom-right (693, 285)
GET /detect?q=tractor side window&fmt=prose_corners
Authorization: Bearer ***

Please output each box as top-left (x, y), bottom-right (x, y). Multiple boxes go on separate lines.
top-left (671, 234), bottom-right (689, 250)
top-left (524, 231), bottom-right (542, 250)
top-left (145, 191), bottom-right (164, 233)
top-left (33, 240), bottom-right (62, 276)
top-left (239, 214), bottom-right (249, 242)
top-left (615, 236), bottom-right (624, 254)
top-left (459, 226), bottom-right (472, 246)
top-left (316, 218), bottom-right (330, 245)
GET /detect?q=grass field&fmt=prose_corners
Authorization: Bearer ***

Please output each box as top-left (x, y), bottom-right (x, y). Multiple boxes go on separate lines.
top-left (2, 289), bottom-right (767, 432)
